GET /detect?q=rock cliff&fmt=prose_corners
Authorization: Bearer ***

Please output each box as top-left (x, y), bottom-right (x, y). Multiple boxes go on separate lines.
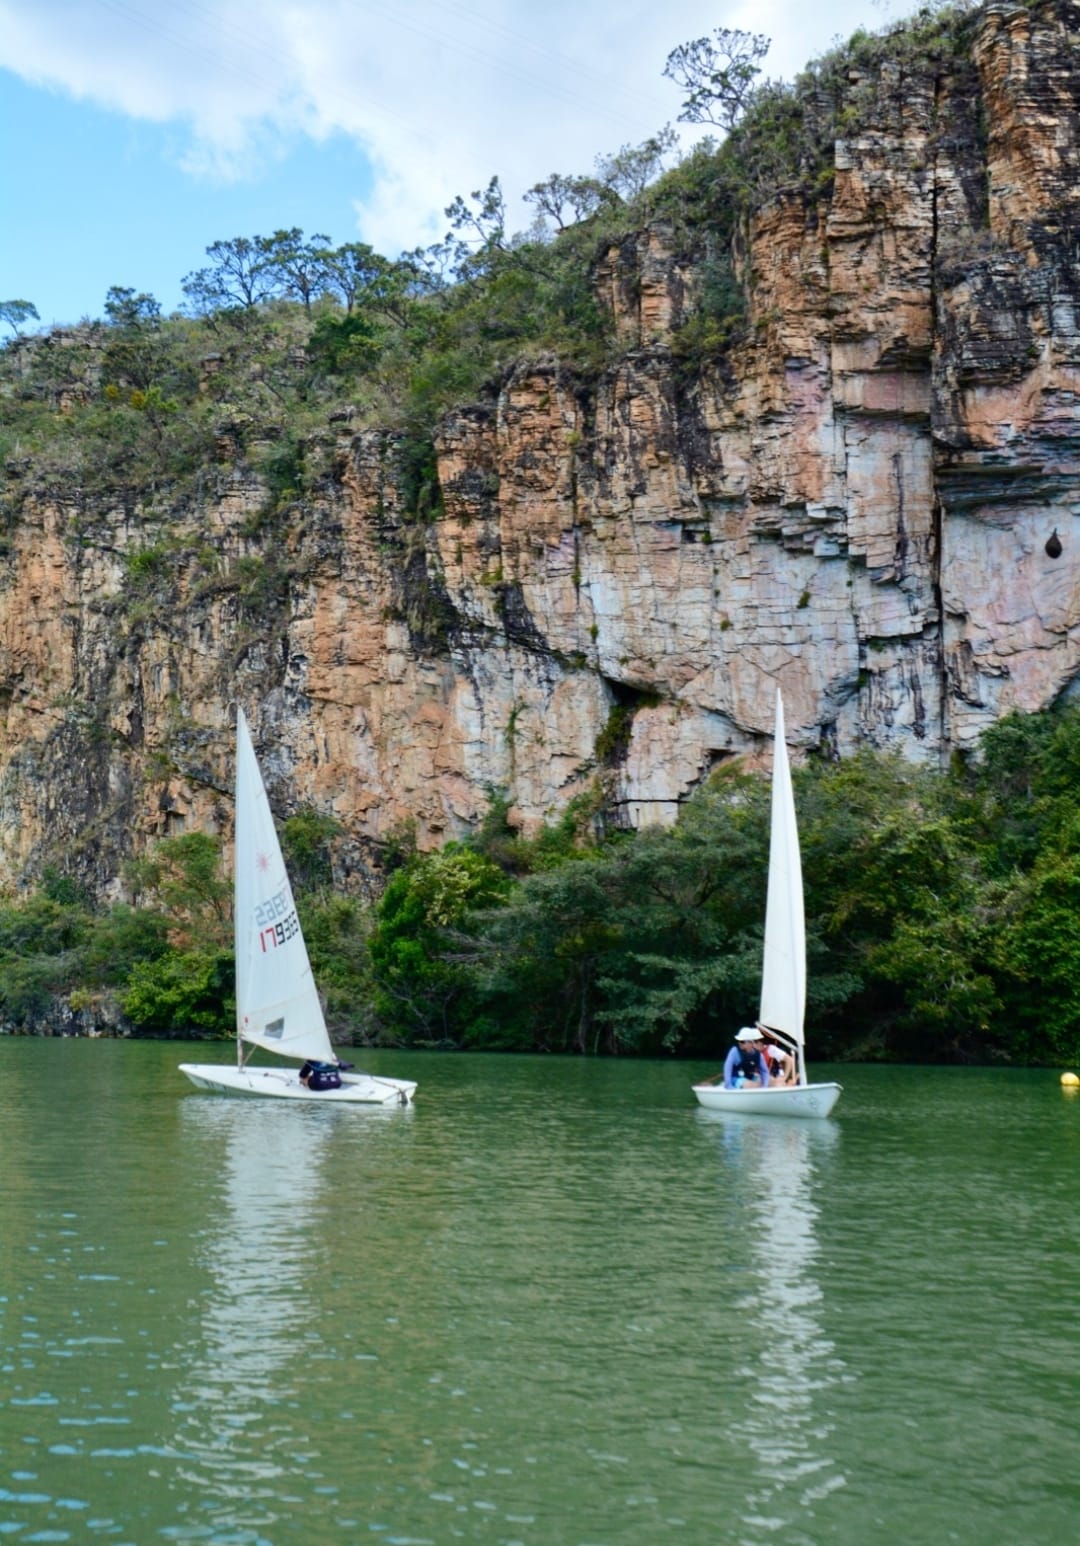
top-left (0, 0), bottom-right (1078, 894)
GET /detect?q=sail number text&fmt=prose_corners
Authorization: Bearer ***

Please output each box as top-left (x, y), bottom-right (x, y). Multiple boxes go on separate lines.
top-left (255, 887), bottom-right (299, 952)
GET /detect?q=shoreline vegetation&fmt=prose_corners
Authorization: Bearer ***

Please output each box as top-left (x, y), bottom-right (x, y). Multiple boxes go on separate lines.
top-left (1, 702), bottom-right (1078, 1067)
top-left (1, 5), bottom-right (1076, 1066)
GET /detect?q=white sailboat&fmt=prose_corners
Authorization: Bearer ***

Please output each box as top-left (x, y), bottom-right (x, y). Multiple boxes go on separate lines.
top-left (179, 709), bottom-right (417, 1106)
top-left (693, 691), bottom-right (841, 1119)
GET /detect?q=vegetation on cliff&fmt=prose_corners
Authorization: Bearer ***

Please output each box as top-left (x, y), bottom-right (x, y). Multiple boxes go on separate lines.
top-left (361, 701), bottom-right (1080, 1066)
top-left (0, 4), bottom-right (985, 512)
top-left (2, 702), bottom-right (1078, 1066)
top-left (0, 2), bottom-right (1072, 1065)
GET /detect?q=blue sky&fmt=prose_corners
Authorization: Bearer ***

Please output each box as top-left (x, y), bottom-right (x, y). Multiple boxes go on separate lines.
top-left (1, 73), bottom-right (378, 326)
top-left (1, 0), bottom-right (899, 329)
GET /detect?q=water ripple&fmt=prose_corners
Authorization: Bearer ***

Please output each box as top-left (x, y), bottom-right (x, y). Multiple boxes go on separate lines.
top-left (1, 1047), bottom-right (1077, 1543)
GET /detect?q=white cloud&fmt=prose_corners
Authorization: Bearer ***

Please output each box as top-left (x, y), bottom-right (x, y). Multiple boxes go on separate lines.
top-left (0, 0), bottom-right (898, 255)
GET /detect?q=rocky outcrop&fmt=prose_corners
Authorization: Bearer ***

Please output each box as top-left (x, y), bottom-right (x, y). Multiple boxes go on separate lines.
top-left (0, 0), bottom-right (1077, 893)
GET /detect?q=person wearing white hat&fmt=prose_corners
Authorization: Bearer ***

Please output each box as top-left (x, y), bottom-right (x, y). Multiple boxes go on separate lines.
top-left (699, 1026), bottom-right (771, 1090)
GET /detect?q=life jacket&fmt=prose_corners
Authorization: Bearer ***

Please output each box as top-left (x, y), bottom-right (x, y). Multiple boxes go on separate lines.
top-left (301, 1060), bottom-right (342, 1091)
top-left (733, 1046), bottom-right (763, 1080)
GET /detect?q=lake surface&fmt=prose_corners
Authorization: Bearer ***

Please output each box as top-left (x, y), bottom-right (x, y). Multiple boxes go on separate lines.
top-left (1, 1042), bottom-right (1077, 1545)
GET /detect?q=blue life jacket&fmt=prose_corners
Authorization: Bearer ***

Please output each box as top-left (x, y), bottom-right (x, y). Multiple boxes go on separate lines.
top-left (733, 1046), bottom-right (763, 1080)
top-left (300, 1060), bottom-right (342, 1091)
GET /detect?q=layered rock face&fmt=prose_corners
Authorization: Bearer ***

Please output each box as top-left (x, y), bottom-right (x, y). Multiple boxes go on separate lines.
top-left (0, 0), bottom-right (1078, 893)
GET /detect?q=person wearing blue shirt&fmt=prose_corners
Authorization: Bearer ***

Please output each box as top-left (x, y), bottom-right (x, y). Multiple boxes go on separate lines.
top-left (720, 1026), bottom-right (770, 1089)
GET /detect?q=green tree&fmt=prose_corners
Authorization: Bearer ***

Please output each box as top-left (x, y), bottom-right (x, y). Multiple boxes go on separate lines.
top-left (974, 704), bottom-right (1080, 874)
top-left (469, 854), bottom-right (627, 1053)
top-left (523, 173), bottom-right (614, 232)
top-left (321, 242), bottom-right (394, 313)
top-left (182, 234), bottom-right (278, 314)
top-left (595, 127), bottom-right (678, 201)
top-left (0, 892), bottom-right (87, 957)
top-left (368, 846), bottom-right (507, 1042)
top-left (0, 893), bottom-right (89, 1024)
top-left (445, 176), bottom-right (508, 270)
top-left (297, 892), bottom-right (372, 1032)
top-left (0, 299), bottom-right (39, 337)
top-left (264, 227), bottom-right (333, 313)
top-left (40, 864), bottom-right (92, 908)
top-left (663, 29), bottom-right (771, 132)
top-left (991, 818), bottom-right (1080, 1063)
top-left (865, 882), bottom-right (1003, 1052)
top-left (456, 772), bottom-right (770, 1054)
top-left (124, 832), bottom-right (231, 949)
top-left (121, 947), bottom-right (234, 1035)
top-left (281, 807), bottom-right (341, 894)
top-left (307, 309), bottom-right (380, 375)
top-left (102, 287), bottom-right (168, 395)
top-left (83, 904), bottom-right (170, 987)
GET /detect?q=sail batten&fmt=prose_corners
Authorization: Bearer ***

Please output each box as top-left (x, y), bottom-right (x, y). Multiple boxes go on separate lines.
top-left (234, 709), bottom-right (335, 1065)
top-left (757, 691), bottom-right (807, 1049)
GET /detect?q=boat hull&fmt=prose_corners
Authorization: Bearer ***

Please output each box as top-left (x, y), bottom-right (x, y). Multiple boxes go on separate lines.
top-left (692, 1081), bottom-right (841, 1119)
top-left (179, 1063), bottom-right (417, 1106)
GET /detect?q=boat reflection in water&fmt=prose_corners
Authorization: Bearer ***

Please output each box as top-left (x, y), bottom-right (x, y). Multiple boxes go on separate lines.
top-left (170, 1099), bottom-right (404, 1519)
top-left (697, 1109), bottom-right (846, 1533)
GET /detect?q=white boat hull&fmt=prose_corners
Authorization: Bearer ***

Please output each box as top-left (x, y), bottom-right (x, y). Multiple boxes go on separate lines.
top-left (692, 1081), bottom-right (841, 1119)
top-left (179, 1063), bottom-right (417, 1106)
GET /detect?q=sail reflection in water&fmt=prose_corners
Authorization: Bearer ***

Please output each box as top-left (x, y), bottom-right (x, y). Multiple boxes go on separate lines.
top-left (171, 1100), bottom-right (338, 1502)
top-left (698, 1111), bottom-right (846, 1533)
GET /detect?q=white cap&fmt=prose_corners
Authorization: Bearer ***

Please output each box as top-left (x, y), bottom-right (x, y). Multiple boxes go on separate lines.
top-left (735, 1027), bottom-right (760, 1042)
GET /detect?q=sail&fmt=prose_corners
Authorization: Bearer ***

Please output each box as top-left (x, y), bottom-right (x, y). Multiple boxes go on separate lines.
top-left (758, 690), bottom-right (807, 1050)
top-left (233, 708), bottom-right (335, 1064)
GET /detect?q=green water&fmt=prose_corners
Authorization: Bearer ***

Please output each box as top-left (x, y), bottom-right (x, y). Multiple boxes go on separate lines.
top-left (1, 1042), bottom-right (1077, 1545)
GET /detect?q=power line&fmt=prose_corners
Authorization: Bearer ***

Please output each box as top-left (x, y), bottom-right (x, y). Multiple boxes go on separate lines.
top-left (74, 0), bottom-right (677, 152)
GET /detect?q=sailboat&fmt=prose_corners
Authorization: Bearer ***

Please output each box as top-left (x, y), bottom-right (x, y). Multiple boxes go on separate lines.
top-left (693, 691), bottom-right (841, 1119)
top-left (179, 709), bottom-right (417, 1106)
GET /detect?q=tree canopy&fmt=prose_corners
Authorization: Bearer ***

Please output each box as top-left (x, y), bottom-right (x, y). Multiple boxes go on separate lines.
top-left (663, 29), bottom-right (772, 132)
top-left (0, 299), bottom-right (39, 337)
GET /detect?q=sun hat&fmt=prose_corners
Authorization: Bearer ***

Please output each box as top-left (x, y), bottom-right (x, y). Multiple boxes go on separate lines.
top-left (735, 1027), bottom-right (760, 1042)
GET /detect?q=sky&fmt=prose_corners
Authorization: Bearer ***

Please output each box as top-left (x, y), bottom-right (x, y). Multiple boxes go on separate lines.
top-left (0, 0), bottom-right (907, 329)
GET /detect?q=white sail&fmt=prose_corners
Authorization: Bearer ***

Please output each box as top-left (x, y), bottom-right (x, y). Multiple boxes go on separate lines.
top-left (233, 708), bottom-right (335, 1065)
top-left (692, 690), bottom-right (840, 1115)
top-left (757, 690), bottom-right (807, 1052)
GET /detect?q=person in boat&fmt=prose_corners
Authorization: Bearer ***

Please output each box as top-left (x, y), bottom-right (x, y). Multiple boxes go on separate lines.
top-left (299, 1060), bottom-right (342, 1091)
top-left (762, 1037), bottom-right (796, 1086)
top-left (716, 1027), bottom-right (771, 1090)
